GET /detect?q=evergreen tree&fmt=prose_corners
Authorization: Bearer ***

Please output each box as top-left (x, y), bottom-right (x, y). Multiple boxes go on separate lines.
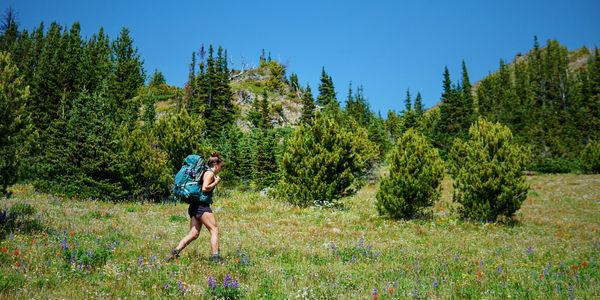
top-left (385, 110), bottom-right (401, 144)
top-left (403, 89), bottom-right (417, 130)
top-left (183, 52), bottom-right (196, 111)
top-left (112, 27), bottom-right (145, 125)
top-left (449, 119), bottom-right (530, 221)
top-left (317, 67), bottom-right (336, 108)
top-left (253, 129), bottom-right (278, 189)
top-left (0, 51), bottom-right (31, 196)
top-left (300, 83), bottom-right (315, 124)
top-left (376, 129), bottom-right (444, 219)
top-left (278, 113), bottom-right (377, 206)
top-left (414, 92), bottom-right (424, 118)
top-left (367, 112), bottom-right (391, 159)
top-left (149, 69), bottom-right (166, 88)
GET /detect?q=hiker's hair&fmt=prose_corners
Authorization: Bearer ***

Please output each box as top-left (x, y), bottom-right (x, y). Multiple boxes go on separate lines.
top-left (207, 151), bottom-right (224, 167)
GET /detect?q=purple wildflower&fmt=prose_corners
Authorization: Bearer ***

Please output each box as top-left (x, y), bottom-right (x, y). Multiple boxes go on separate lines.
top-left (372, 288), bottom-right (379, 299)
top-left (177, 280), bottom-right (183, 291)
top-left (358, 236), bottom-right (365, 248)
top-left (433, 279), bottom-right (439, 288)
top-left (331, 242), bottom-right (337, 252)
top-left (453, 254), bottom-right (459, 261)
top-left (526, 246), bottom-right (534, 255)
top-left (497, 265), bottom-right (503, 274)
top-left (393, 280), bottom-right (398, 289)
top-left (223, 274), bottom-right (232, 288)
top-left (164, 283), bottom-right (170, 290)
top-left (230, 279), bottom-right (239, 289)
top-left (208, 276), bottom-right (217, 290)
top-left (61, 237), bottom-right (68, 250)
top-left (137, 256), bottom-right (144, 266)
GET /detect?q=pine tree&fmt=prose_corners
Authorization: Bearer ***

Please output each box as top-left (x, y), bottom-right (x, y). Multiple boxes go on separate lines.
top-left (317, 67), bottom-right (336, 108)
top-left (376, 129), bottom-right (444, 219)
top-left (183, 52), bottom-right (196, 111)
top-left (112, 27), bottom-right (145, 125)
top-left (449, 119), bottom-right (530, 221)
top-left (414, 92), bottom-right (424, 118)
top-left (300, 83), bottom-right (315, 125)
top-left (403, 89), bottom-right (417, 130)
top-left (253, 129), bottom-right (278, 188)
top-left (0, 51), bottom-right (31, 195)
top-left (278, 113), bottom-right (377, 206)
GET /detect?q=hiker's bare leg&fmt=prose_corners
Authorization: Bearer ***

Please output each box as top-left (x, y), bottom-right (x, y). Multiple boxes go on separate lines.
top-left (175, 217), bottom-right (202, 252)
top-left (200, 212), bottom-right (219, 255)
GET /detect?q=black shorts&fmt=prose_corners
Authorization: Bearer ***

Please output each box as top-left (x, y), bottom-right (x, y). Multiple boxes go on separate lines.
top-left (188, 203), bottom-right (213, 219)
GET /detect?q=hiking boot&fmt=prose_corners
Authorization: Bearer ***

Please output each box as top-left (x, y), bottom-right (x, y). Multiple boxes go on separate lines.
top-left (165, 249), bottom-right (180, 262)
top-left (209, 254), bottom-right (223, 263)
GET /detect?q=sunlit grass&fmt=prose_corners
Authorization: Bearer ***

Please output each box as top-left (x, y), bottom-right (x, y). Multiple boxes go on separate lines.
top-left (1, 174), bottom-right (598, 298)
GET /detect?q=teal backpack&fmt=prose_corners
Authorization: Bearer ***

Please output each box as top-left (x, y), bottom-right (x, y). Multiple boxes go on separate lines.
top-left (173, 154), bottom-right (208, 204)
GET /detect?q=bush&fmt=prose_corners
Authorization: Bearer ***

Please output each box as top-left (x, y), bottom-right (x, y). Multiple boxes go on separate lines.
top-left (449, 118), bottom-right (530, 221)
top-left (277, 113), bottom-right (377, 206)
top-left (581, 140), bottom-right (600, 174)
top-left (0, 203), bottom-right (43, 238)
top-left (376, 129), bottom-right (445, 219)
top-left (529, 157), bottom-right (580, 173)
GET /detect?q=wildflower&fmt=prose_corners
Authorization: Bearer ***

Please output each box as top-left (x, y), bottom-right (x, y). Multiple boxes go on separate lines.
top-left (453, 254), bottom-right (459, 261)
top-left (539, 272), bottom-right (545, 280)
top-left (208, 276), bottom-right (217, 290)
top-left (387, 287), bottom-right (394, 294)
top-left (331, 242), bottom-right (337, 252)
top-left (393, 280), bottom-right (398, 289)
top-left (229, 279), bottom-right (239, 289)
top-left (474, 259), bottom-right (479, 267)
top-left (582, 261), bottom-right (588, 267)
top-left (69, 231), bottom-right (75, 237)
top-left (177, 280), bottom-right (183, 291)
top-left (13, 249), bottom-right (19, 256)
top-left (9, 232), bottom-right (14, 240)
top-left (164, 283), bottom-right (170, 290)
top-left (433, 279), bottom-right (439, 288)
top-left (476, 270), bottom-right (482, 283)
top-left (358, 236), bottom-right (365, 248)
top-left (235, 257), bottom-right (240, 264)
top-left (372, 288), bottom-right (379, 300)
top-left (15, 260), bottom-right (20, 267)
top-left (61, 237), bottom-right (68, 250)
top-left (137, 256), bottom-right (144, 266)
top-left (223, 274), bottom-right (232, 288)
top-left (526, 246), bottom-right (533, 255)
top-left (1, 247), bottom-right (7, 253)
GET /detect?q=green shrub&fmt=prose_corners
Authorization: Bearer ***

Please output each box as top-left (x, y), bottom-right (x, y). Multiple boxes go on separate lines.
top-left (1, 203), bottom-right (42, 238)
top-left (529, 157), bottom-right (580, 173)
top-left (376, 129), bottom-right (445, 219)
top-left (581, 140), bottom-right (600, 174)
top-left (277, 113), bottom-right (377, 206)
top-left (449, 118), bottom-right (530, 221)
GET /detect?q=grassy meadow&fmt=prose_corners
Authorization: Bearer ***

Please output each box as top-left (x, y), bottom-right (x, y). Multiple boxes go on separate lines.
top-left (1, 174), bottom-right (599, 299)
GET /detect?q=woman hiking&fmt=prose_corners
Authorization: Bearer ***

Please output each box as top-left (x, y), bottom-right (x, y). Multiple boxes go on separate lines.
top-left (167, 152), bottom-right (224, 262)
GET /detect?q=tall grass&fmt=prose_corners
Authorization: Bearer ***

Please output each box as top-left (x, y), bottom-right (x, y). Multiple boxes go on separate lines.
top-left (1, 174), bottom-right (598, 299)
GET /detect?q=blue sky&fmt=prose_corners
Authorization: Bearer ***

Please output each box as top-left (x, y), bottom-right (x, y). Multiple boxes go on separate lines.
top-left (2, 0), bottom-right (599, 113)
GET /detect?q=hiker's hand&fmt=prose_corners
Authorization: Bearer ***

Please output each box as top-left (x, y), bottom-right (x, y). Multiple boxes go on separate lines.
top-left (215, 176), bottom-right (221, 184)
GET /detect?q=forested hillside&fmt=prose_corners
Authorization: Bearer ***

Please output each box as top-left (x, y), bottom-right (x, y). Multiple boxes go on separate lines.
top-left (1, 11), bottom-right (599, 202)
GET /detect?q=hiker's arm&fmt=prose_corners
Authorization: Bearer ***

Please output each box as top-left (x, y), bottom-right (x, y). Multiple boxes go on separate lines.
top-left (202, 172), bottom-right (221, 192)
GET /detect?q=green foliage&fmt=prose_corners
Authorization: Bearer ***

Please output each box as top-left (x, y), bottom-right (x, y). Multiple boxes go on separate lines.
top-left (449, 119), bottom-right (530, 221)
top-left (266, 60), bottom-right (286, 93)
top-left (581, 140), bottom-right (600, 173)
top-left (253, 129), bottom-right (278, 189)
top-left (0, 51), bottom-right (31, 195)
top-left (1, 203), bottom-right (42, 238)
top-left (300, 84), bottom-right (315, 125)
top-left (376, 129), bottom-right (445, 219)
top-left (154, 109), bottom-right (209, 173)
top-left (277, 113), bottom-right (377, 206)
top-left (116, 125), bottom-right (171, 201)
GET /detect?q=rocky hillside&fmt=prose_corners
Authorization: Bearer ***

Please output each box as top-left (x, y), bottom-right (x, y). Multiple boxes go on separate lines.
top-left (155, 63), bottom-right (303, 130)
